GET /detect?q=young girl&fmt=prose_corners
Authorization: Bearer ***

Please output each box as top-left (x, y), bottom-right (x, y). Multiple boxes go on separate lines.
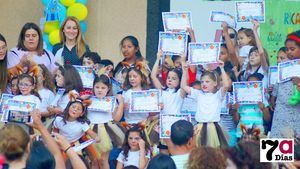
top-left (237, 27), bottom-right (256, 70)
top-left (81, 52), bottom-right (101, 67)
top-left (270, 30), bottom-right (300, 138)
top-left (116, 124), bottom-right (150, 169)
top-left (9, 76), bottom-right (19, 95)
top-left (182, 59), bottom-right (231, 148)
top-left (90, 75), bottom-right (125, 169)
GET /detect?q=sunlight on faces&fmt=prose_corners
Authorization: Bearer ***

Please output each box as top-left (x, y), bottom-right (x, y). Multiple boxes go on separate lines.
top-left (237, 32), bottom-right (252, 47)
top-left (18, 78), bottom-right (34, 96)
top-left (128, 70), bottom-right (142, 88)
top-left (0, 40), bottom-right (7, 60)
top-left (286, 41), bottom-right (300, 60)
top-left (200, 75), bottom-right (217, 92)
top-left (219, 46), bottom-right (229, 62)
top-left (277, 50), bottom-right (288, 63)
top-left (121, 39), bottom-right (138, 60)
top-left (24, 29), bottom-right (39, 51)
top-left (93, 82), bottom-right (109, 99)
top-left (166, 71), bottom-right (180, 89)
top-left (55, 70), bottom-right (64, 87)
top-left (82, 57), bottom-right (94, 67)
top-left (249, 50), bottom-right (261, 67)
top-left (68, 102), bottom-right (84, 121)
top-left (128, 131), bottom-right (141, 151)
top-left (63, 20), bottom-right (79, 41)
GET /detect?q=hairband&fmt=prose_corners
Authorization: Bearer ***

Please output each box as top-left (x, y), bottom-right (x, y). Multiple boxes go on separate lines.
top-left (68, 91), bottom-right (92, 107)
top-left (287, 35), bottom-right (300, 43)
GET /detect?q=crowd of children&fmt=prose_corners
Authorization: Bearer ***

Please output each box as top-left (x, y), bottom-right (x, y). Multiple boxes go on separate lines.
top-left (0, 13), bottom-right (299, 169)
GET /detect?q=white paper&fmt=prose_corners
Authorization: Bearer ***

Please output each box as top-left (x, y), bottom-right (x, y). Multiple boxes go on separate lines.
top-left (160, 114), bottom-right (191, 138)
top-left (161, 39), bottom-right (184, 54)
top-left (188, 43), bottom-right (220, 65)
top-left (50, 88), bottom-right (65, 106)
top-left (158, 32), bottom-right (188, 56)
top-left (130, 90), bottom-right (160, 113)
top-left (268, 66), bottom-right (278, 85)
top-left (74, 66), bottom-right (95, 89)
top-left (210, 11), bottom-right (236, 28)
top-left (72, 139), bottom-right (95, 152)
top-left (279, 60), bottom-right (300, 82)
top-left (233, 81), bottom-right (263, 104)
top-left (236, 1), bottom-right (265, 22)
top-left (162, 11), bottom-right (192, 31)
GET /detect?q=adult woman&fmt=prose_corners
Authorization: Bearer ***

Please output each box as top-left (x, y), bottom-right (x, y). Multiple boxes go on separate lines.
top-left (0, 33), bottom-right (8, 94)
top-left (7, 23), bottom-right (56, 73)
top-left (52, 16), bottom-right (89, 65)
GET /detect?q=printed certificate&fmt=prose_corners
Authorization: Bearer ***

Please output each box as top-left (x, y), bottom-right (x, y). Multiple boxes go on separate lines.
top-left (268, 66), bottom-right (279, 85)
top-left (210, 11), bottom-right (236, 28)
top-left (188, 42), bottom-right (220, 65)
top-left (278, 59), bottom-right (300, 82)
top-left (160, 114), bottom-right (191, 138)
top-left (88, 96), bottom-right (116, 113)
top-left (236, 1), bottom-right (265, 22)
top-left (50, 88), bottom-right (65, 106)
top-left (162, 11), bottom-right (193, 32)
top-left (158, 32), bottom-right (188, 55)
top-left (0, 94), bottom-right (14, 115)
top-left (2, 100), bottom-right (37, 123)
top-left (130, 90), bottom-right (160, 113)
top-left (233, 81), bottom-right (263, 104)
top-left (74, 66), bottom-right (95, 89)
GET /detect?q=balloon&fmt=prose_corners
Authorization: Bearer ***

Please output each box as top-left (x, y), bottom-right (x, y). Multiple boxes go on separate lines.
top-left (43, 21), bottom-right (60, 34)
top-left (60, 0), bottom-right (76, 7)
top-left (49, 30), bottom-right (61, 45)
top-left (67, 3), bottom-right (88, 21)
top-left (58, 3), bottom-right (67, 26)
top-left (288, 85), bottom-right (300, 106)
top-left (43, 34), bottom-right (53, 51)
top-left (80, 21), bottom-right (87, 33)
top-left (76, 0), bottom-right (87, 5)
top-left (41, 0), bottom-right (51, 5)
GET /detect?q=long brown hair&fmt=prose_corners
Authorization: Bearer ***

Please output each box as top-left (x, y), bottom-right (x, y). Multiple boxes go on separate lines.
top-left (0, 33), bottom-right (8, 92)
top-left (38, 64), bottom-right (55, 93)
top-left (59, 16), bottom-right (87, 58)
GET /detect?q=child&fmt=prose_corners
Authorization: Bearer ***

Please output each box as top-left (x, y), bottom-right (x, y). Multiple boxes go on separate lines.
top-left (235, 73), bottom-right (271, 139)
top-left (90, 75), bottom-right (125, 169)
top-left (181, 59), bottom-right (231, 148)
top-left (81, 52), bottom-right (101, 67)
top-left (9, 76), bottom-right (19, 95)
top-left (116, 124), bottom-right (150, 169)
top-left (99, 59), bottom-right (114, 77)
top-left (237, 27), bottom-right (256, 70)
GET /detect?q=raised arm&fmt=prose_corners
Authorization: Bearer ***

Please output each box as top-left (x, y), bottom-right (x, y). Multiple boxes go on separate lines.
top-left (150, 50), bottom-right (164, 89)
top-left (187, 28), bottom-right (196, 42)
top-left (181, 53), bottom-right (191, 95)
top-left (252, 20), bottom-right (268, 71)
top-left (218, 60), bottom-right (232, 95)
top-left (113, 94), bottom-right (124, 121)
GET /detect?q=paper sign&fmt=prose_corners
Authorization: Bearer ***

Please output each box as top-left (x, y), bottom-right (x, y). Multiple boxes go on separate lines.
top-left (50, 88), bottom-right (65, 106)
top-left (278, 59), bottom-right (300, 82)
top-left (0, 94), bottom-right (14, 115)
top-left (233, 81), bottom-right (263, 104)
top-left (221, 92), bottom-right (233, 115)
top-left (236, 1), bottom-right (265, 23)
top-left (158, 32), bottom-right (188, 55)
top-left (268, 66), bottom-right (279, 85)
top-left (74, 66), bottom-right (95, 89)
top-left (181, 96), bottom-right (197, 117)
top-left (72, 139), bottom-right (95, 152)
top-left (210, 11), bottom-right (236, 28)
top-left (160, 114), bottom-right (191, 138)
top-left (188, 42), bottom-right (220, 65)
top-left (2, 100), bottom-right (37, 122)
top-left (162, 11), bottom-right (193, 32)
top-left (130, 90), bottom-right (160, 113)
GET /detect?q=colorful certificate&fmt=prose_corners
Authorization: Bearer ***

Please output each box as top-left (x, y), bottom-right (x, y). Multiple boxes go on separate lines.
top-left (0, 94), bottom-right (14, 115)
top-left (72, 139), bottom-right (95, 152)
top-left (160, 114), bottom-right (191, 138)
top-left (111, 78), bottom-right (122, 96)
top-left (220, 92), bottom-right (233, 115)
top-left (158, 32), bottom-right (188, 55)
top-left (2, 100), bottom-right (37, 123)
top-left (88, 96), bottom-right (116, 113)
top-left (180, 96), bottom-right (197, 117)
top-left (236, 1), bottom-right (265, 23)
top-left (210, 11), bottom-right (236, 28)
top-left (130, 90), bottom-right (160, 113)
top-left (162, 11), bottom-right (193, 32)
top-left (278, 59), bottom-right (300, 82)
top-left (268, 66), bottom-right (279, 85)
top-left (74, 66), bottom-right (95, 89)
top-left (233, 81), bottom-right (263, 104)
top-left (188, 42), bottom-right (220, 65)
top-left (50, 88), bottom-right (65, 106)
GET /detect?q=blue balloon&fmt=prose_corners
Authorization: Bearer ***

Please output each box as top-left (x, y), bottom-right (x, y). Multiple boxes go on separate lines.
top-left (41, 0), bottom-right (51, 5)
top-left (76, 0), bottom-right (88, 5)
top-left (58, 3), bottom-right (67, 26)
top-left (43, 34), bottom-right (53, 51)
top-left (80, 21), bottom-right (87, 34)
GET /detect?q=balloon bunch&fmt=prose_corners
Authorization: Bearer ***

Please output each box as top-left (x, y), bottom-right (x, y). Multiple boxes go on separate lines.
top-left (41, 0), bottom-right (88, 50)
top-left (288, 85), bottom-right (300, 106)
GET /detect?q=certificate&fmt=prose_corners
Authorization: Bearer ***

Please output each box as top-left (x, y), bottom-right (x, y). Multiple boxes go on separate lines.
top-left (2, 100), bottom-right (36, 122)
top-left (180, 96), bottom-right (197, 117)
top-left (74, 66), bottom-right (95, 89)
top-left (88, 96), bottom-right (116, 113)
top-left (236, 1), bottom-right (265, 23)
top-left (130, 90), bottom-right (160, 113)
top-left (160, 114), bottom-right (191, 138)
top-left (210, 11), bottom-right (236, 28)
top-left (220, 92), bottom-right (233, 115)
top-left (72, 139), bottom-right (95, 152)
top-left (158, 32), bottom-right (188, 55)
top-left (162, 11), bottom-right (193, 32)
top-left (188, 42), bottom-right (220, 65)
top-left (0, 94), bottom-right (14, 115)
top-left (278, 59), bottom-right (300, 82)
top-left (233, 81), bottom-right (263, 104)
top-left (111, 78), bottom-right (122, 96)
top-left (50, 88), bottom-right (65, 106)
top-left (268, 66), bottom-right (279, 85)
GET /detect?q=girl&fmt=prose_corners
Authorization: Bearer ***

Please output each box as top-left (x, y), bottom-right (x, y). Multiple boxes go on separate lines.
top-left (237, 27), bottom-right (256, 70)
top-left (0, 33), bottom-right (8, 94)
top-left (82, 52), bottom-right (101, 67)
top-left (10, 76), bottom-right (19, 95)
top-left (270, 30), bottom-right (300, 138)
top-left (90, 75), bottom-right (125, 169)
top-left (181, 58), bottom-right (231, 148)
top-left (53, 16), bottom-right (90, 65)
top-left (116, 124), bottom-right (150, 169)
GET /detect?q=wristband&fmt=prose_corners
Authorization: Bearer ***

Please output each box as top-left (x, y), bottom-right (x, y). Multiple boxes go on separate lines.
top-left (64, 146), bottom-right (72, 153)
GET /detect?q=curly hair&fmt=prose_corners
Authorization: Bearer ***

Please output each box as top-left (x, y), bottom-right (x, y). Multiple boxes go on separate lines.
top-left (38, 64), bottom-right (55, 92)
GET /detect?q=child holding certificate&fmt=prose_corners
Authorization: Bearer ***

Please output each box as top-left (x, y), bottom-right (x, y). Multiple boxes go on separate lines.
top-left (181, 59), bottom-right (231, 148)
top-left (237, 27), bottom-right (256, 70)
top-left (270, 30), bottom-right (300, 138)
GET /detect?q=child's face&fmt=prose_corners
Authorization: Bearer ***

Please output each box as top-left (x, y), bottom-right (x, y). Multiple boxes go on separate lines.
top-left (18, 78), bottom-right (34, 96)
top-left (219, 46), bottom-right (229, 62)
top-left (55, 70), bottom-right (64, 87)
top-left (286, 41), bottom-right (300, 60)
top-left (93, 82), bottom-right (109, 98)
top-left (37, 66), bottom-right (45, 86)
top-left (128, 131), bottom-right (141, 151)
top-left (166, 71), bottom-right (180, 89)
top-left (249, 51), bottom-right (261, 66)
top-left (63, 20), bottom-right (78, 41)
top-left (121, 40), bottom-right (138, 60)
top-left (200, 75), bottom-right (217, 92)
top-left (82, 57), bottom-right (95, 67)
top-left (11, 79), bottom-right (18, 95)
top-left (68, 102), bottom-right (84, 120)
top-left (237, 32), bottom-right (252, 47)
top-left (0, 40), bottom-right (7, 60)
top-left (277, 50), bottom-right (288, 63)
top-left (174, 58), bottom-right (181, 68)
top-left (128, 70), bottom-right (142, 88)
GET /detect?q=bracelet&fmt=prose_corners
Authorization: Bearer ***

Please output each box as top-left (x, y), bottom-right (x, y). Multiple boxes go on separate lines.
top-left (64, 146), bottom-right (72, 153)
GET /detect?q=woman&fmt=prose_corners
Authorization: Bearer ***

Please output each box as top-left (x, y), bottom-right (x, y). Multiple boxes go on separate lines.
top-left (52, 16), bottom-right (89, 65)
top-left (0, 33), bottom-right (8, 94)
top-left (7, 23), bottom-right (56, 73)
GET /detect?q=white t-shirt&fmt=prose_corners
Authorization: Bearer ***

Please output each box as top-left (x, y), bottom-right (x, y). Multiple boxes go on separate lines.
top-left (57, 93), bottom-right (70, 110)
top-left (122, 89), bottom-right (149, 124)
top-left (161, 88), bottom-right (184, 115)
top-left (38, 88), bottom-right (55, 112)
top-left (189, 88), bottom-right (224, 123)
top-left (53, 116), bottom-right (90, 142)
top-left (171, 153), bottom-right (189, 169)
top-left (13, 94), bottom-right (41, 110)
top-left (117, 150), bottom-right (150, 168)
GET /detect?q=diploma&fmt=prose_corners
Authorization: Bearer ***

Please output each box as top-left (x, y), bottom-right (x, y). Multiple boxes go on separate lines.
top-left (111, 78), bottom-right (122, 96)
top-left (268, 66), bottom-right (279, 85)
top-left (162, 11), bottom-right (193, 32)
top-left (158, 32), bottom-right (188, 55)
top-left (50, 88), bottom-right (65, 106)
top-left (180, 96), bottom-right (197, 117)
top-left (74, 66), bottom-right (95, 89)
top-left (72, 139), bottom-right (95, 152)
top-left (87, 96), bottom-right (116, 123)
top-left (188, 42), bottom-right (220, 65)
top-left (210, 11), bottom-right (236, 28)
top-left (236, 1), bottom-right (265, 23)
top-left (2, 100), bottom-right (36, 123)
top-left (130, 90), bottom-right (160, 113)
top-left (233, 81), bottom-right (263, 104)
top-left (220, 92), bottom-right (232, 115)
top-left (160, 114), bottom-right (191, 138)
top-left (0, 94), bottom-right (14, 115)
top-left (278, 59), bottom-right (300, 82)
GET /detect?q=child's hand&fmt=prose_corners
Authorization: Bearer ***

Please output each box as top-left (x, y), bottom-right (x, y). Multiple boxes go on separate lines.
top-left (217, 60), bottom-right (225, 69)
top-left (94, 136), bottom-right (101, 143)
top-left (47, 106), bottom-right (61, 115)
top-left (157, 50), bottom-right (163, 60)
top-left (53, 133), bottom-right (71, 151)
top-left (251, 19), bottom-right (260, 31)
top-left (138, 139), bottom-right (146, 150)
top-left (116, 94), bottom-right (124, 104)
top-left (221, 22), bottom-right (228, 34)
top-left (27, 110), bottom-right (43, 130)
top-left (258, 102), bottom-right (265, 110)
top-left (292, 77), bottom-right (300, 86)
top-left (233, 103), bottom-right (240, 110)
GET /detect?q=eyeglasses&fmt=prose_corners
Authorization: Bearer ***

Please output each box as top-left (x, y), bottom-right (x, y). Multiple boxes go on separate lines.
top-left (18, 83), bottom-right (32, 88)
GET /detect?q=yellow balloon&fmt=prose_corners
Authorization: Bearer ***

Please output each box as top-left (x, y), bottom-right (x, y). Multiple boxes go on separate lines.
top-left (67, 3), bottom-right (88, 21)
top-left (60, 0), bottom-right (76, 7)
top-left (43, 21), bottom-right (60, 34)
top-left (49, 30), bottom-right (61, 45)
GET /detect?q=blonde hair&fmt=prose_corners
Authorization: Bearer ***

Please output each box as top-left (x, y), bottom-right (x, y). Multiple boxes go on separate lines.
top-left (0, 125), bottom-right (30, 161)
top-left (60, 16), bottom-right (87, 58)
